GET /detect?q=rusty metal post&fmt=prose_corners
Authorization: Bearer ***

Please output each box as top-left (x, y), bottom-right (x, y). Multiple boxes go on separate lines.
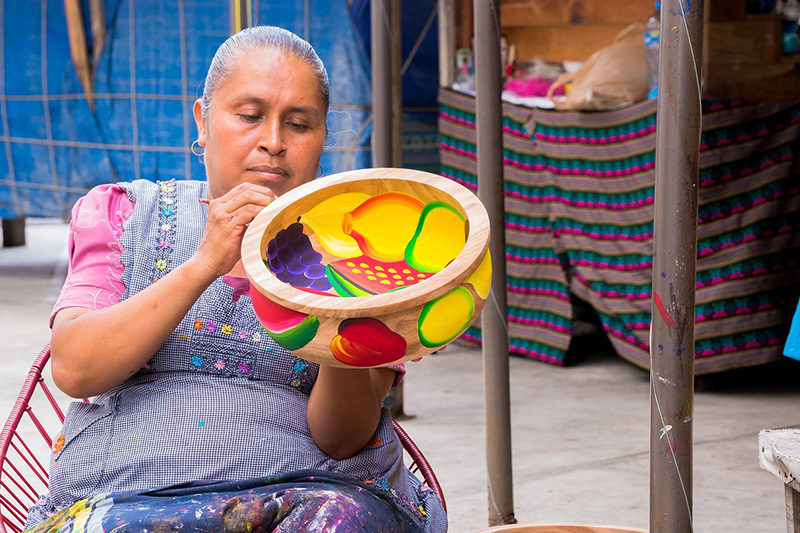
top-left (649, 1), bottom-right (705, 532)
top-left (474, 0), bottom-right (515, 526)
top-left (390, 0), bottom-right (403, 168)
top-left (371, 0), bottom-right (392, 168)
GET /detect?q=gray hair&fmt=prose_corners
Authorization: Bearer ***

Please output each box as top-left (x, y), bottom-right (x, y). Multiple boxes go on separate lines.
top-left (200, 26), bottom-right (330, 121)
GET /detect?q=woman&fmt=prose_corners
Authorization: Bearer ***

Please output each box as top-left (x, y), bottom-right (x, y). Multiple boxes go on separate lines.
top-left (26, 26), bottom-right (446, 533)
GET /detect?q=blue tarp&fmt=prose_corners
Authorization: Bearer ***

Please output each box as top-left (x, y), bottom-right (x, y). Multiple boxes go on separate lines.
top-left (0, 0), bottom-right (438, 220)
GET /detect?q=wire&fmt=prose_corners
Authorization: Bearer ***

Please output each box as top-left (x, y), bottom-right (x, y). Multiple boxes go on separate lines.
top-left (677, 0), bottom-right (704, 144)
top-left (381, 0), bottom-right (391, 38)
top-left (490, 0), bottom-right (502, 47)
top-left (650, 372), bottom-right (694, 531)
top-left (488, 286), bottom-right (509, 336)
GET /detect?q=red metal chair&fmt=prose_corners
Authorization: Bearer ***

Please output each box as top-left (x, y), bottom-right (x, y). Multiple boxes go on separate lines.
top-left (0, 344), bottom-right (445, 532)
top-left (391, 418), bottom-right (447, 512)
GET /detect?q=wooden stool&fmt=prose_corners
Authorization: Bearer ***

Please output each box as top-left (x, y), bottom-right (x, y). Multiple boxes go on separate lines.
top-left (759, 428), bottom-right (800, 532)
top-left (1, 217), bottom-right (25, 247)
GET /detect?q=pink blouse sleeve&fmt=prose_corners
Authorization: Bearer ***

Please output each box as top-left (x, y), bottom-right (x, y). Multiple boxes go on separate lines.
top-left (50, 184), bottom-right (135, 327)
top-left (386, 363), bottom-right (405, 387)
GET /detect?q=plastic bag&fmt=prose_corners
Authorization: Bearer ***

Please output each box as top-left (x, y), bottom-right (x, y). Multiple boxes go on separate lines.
top-left (547, 23), bottom-right (648, 111)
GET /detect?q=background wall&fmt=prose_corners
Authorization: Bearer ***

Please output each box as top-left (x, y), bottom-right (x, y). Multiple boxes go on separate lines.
top-left (0, 0), bottom-right (440, 220)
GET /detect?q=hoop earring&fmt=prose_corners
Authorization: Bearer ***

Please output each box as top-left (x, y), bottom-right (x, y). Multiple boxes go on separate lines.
top-left (191, 140), bottom-right (205, 157)
top-left (317, 165), bottom-right (324, 178)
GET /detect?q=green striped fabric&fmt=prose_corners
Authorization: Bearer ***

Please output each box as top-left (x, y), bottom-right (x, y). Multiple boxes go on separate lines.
top-left (439, 88), bottom-right (800, 374)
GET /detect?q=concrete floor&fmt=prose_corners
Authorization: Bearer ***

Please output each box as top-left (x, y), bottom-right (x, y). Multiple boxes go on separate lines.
top-left (2, 220), bottom-right (800, 532)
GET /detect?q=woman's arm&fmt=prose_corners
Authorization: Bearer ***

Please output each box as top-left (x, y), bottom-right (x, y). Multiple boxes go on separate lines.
top-left (307, 366), bottom-right (396, 460)
top-left (307, 365), bottom-right (395, 460)
top-left (52, 258), bottom-right (218, 397)
top-left (51, 183), bottom-right (274, 398)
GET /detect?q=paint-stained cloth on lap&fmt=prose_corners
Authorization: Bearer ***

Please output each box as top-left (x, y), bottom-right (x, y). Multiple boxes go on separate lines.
top-left (25, 470), bottom-right (423, 533)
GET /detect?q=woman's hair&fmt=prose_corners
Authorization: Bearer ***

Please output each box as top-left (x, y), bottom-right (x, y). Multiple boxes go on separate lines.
top-left (199, 26), bottom-right (330, 120)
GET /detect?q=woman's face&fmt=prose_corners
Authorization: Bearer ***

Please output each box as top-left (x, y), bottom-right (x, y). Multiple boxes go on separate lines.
top-left (193, 47), bottom-right (327, 199)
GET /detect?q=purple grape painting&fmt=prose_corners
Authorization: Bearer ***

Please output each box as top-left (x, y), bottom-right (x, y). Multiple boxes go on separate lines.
top-left (264, 222), bottom-right (332, 291)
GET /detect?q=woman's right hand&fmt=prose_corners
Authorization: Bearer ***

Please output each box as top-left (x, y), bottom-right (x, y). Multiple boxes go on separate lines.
top-left (194, 182), bottom-right (276, 279)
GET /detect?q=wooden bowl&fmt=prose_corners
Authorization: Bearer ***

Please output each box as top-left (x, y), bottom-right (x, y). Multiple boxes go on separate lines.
top-left (475, 525), bottom-right (647, 533)
top-left (241, 167), bottom-right (491, 368)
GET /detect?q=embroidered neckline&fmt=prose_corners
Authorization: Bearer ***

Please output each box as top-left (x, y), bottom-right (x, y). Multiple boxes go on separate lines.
top-left (152, 179), bottom-right (178, 283)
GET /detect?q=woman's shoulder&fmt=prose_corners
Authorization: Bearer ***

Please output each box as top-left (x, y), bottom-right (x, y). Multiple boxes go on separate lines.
top-left (117, 179), bottom-right (208, 201)
top-left (79, 182), bottom-right (127, 202)
top-left (71, 183), bottom-right (133, 226)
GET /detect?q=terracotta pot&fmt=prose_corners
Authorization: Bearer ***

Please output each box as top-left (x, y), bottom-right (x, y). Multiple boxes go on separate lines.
top-left (242, 167), bottom-right (491, 368)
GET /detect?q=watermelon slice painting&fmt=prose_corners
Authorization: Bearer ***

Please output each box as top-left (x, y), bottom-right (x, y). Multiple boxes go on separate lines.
top-left (249, 282), bottom-right (319, 351)
top-left (326, 256), bottom-right (430, 297)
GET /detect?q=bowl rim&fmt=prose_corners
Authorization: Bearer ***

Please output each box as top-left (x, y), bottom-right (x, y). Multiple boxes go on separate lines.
top-left (241, 167), bottom-right (491, 317)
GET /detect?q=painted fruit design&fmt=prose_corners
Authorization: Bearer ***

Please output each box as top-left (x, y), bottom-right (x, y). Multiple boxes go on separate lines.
top-left (465, 250), bottom-right (492, 299)
top-left (417, 285), bottom-right (476, 348)
top-left (298, 192), bottom-right (370, 258)
top-left (342, 192), bottom-right (424, 262)
top-left (265, 193), bottom-right (470, 298)
top-left (326, 256), bottom-right (430, 297)
top-left (405, 201), bottom-right (466, 273)
top-left (330, 318), bottom-right (407, 367)
top-left (253, 187), bottom-right (488, 364)
top-left (265, 222), bottom-right (331, 291)
top-left (249, 282), bottom-right (319, 351)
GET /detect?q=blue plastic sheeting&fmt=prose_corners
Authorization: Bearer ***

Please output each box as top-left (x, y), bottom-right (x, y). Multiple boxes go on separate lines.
top-left (349, 0), bottom-right (441, 175)
top-left (349, 0), bottom-right (439, 108)
top-left (0, 0), bottom-right (378, 219)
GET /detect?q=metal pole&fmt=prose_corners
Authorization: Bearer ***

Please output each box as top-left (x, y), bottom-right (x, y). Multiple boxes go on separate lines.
top-left (649, 1), bottom-right (705, 532)
top-left (438, 0), bottom-right (455, 88)
top-left (371, 0), bottom-right (392, 168)
top-left (474, 0), bottom-right (514, 526)
top-left (390, 0), bottom-right (403, 169)
top-left (372, 0), bottom-right (407, 417)
top-left (230, 0), bottom-right (250, 34)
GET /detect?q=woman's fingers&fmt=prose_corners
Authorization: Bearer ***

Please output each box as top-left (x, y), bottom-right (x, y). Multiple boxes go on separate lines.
top-left (205, 184), bottom-right (274, 231)
top-left (196, 183), bottom-right (276, 277)
top-left (212, 182), bottom-right (275, 209)
top-left (222, 204), bottom-right (268, 228)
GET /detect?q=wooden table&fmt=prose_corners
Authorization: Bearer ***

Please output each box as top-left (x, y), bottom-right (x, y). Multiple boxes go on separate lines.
top-left (760, 429), bottom-right (800, 532)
